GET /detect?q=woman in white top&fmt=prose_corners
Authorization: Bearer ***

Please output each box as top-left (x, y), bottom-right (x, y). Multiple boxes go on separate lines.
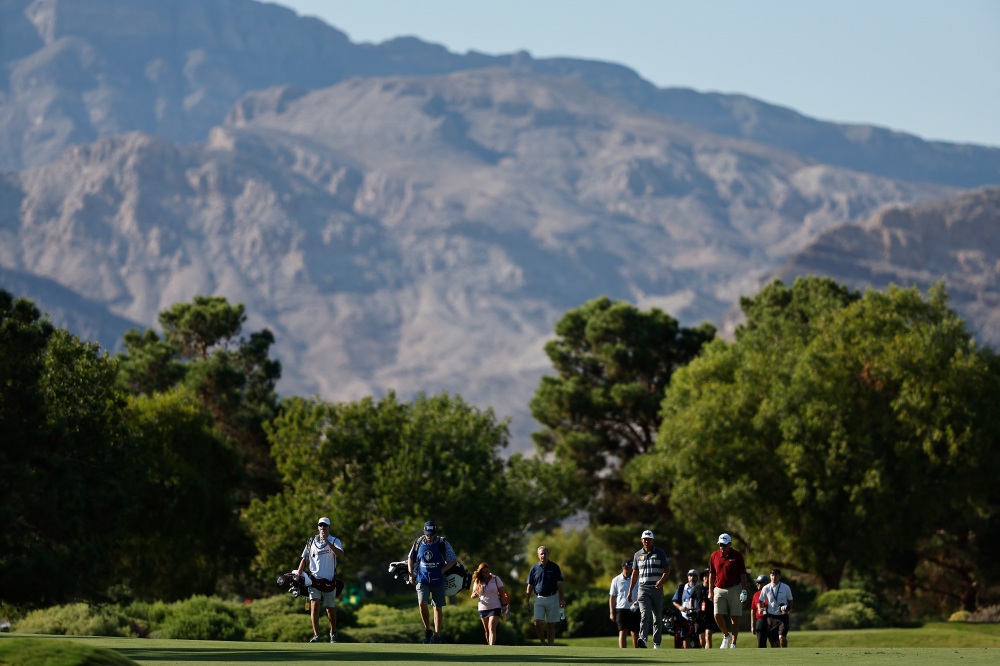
top-left (470, 562), bottom-right (510, 645)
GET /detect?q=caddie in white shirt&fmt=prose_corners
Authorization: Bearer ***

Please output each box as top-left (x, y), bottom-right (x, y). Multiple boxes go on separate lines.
top-left (296, 516), bottom-right (345, 644)
top-left (762, 568), bottom-right (793, 647)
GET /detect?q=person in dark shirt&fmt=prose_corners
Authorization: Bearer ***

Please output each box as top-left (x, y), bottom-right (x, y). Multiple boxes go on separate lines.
top-left (524, 545), bottom-right (565, 646)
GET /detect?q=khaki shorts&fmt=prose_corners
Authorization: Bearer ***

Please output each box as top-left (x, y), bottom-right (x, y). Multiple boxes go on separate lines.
top-left (713, 585), bottom-right (743, 616)
top-left (533, 594), bottom-right (560, 622)
top-left (308, 587), bottom-right (337, 607)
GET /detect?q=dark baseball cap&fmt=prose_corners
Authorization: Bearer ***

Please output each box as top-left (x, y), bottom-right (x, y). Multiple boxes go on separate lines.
top-left (423, 521), bottom-right (437, 535)
top-left (621, 559), bottom-right (633, 568)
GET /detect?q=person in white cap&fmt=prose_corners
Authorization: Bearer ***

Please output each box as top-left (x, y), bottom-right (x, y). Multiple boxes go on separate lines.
top-left (295, 516), bottom-right (344, 643)
top-left (707, 532), bottom-right (747, 649)
top-left (626, 529), bottom-right (670, 649)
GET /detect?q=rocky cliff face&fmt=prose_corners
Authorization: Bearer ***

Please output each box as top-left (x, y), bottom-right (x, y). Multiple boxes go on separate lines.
top-left (769, 187), bottom-right (1000, 345)
top-left (0, 68), bottom-right (958, 447)
top-left (2, 0), bottom-right (999, 187)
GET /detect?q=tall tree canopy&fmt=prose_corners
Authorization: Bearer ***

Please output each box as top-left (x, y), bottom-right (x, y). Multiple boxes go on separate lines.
top-left (1, 291), bottom-right (132, 606)
top-left (244, 392), bottom-right (571, 589)
top-left (628, 278), bottom-right (1000, 594)
top-left (117, 295), bottom-right (281, 497)
top-left (117, 387), bottom-right (250, 601)
top-left (530, 296), bottom-right (715, 525)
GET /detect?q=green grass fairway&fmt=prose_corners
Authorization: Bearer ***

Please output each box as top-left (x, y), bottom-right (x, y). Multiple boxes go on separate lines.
top-left (4, 632), bottom-right (999, 666)
top-left (7, 623), bottom-right (1000, 666)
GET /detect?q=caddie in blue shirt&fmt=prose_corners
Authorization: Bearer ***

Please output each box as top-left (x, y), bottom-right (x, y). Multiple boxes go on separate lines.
top-left (407, 520), bottom-right (457, 644)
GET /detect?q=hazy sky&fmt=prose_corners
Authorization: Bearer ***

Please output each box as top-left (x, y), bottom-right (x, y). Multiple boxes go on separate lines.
top-left (276, 0), bottom-right (1000, 148)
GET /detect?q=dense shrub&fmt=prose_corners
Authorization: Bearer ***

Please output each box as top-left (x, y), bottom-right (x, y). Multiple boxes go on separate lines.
top-left (565, 588), bottom-right (612, 638)
top-left (245, 612), bottom-right (315, 642)
top-left (151, 596), bottom-right (250, 640)
top-left (949, 604), bottom-right (1000, 623)
top-left (805, 589), bottom-right (885, 630)
top-left (355, 603), bottom-right (412, 627)
top-left (14, 603), bottom-right (139, 637)
top-left (243, 594), bottom-right (359, 641)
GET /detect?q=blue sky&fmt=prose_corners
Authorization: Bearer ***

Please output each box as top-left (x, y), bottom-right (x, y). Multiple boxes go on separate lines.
top-left (276, 0), bottom-right (1000, 148)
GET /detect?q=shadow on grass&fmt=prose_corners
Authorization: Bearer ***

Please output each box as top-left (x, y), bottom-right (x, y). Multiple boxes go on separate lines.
top-left (113, 645), bottom-right (674, 664)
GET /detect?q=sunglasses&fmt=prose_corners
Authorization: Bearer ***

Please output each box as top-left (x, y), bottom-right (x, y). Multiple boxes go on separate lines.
top-left (317, 524), bottom-right (329, 528)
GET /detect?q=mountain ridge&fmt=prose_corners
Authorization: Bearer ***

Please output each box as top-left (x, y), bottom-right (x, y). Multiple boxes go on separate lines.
top-left (1, 0), bottom-right (998, 187)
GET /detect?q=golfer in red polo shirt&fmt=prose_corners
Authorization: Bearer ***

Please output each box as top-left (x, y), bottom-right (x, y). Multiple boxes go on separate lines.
top-left (707, 533), bottom-right (747, 649)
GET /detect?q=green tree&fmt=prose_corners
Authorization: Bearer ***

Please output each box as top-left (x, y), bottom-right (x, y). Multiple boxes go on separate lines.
top-left (629, 278), bottom-right (1000, 593)
top-left (530, 296), bottom-right (715, 525)
top-left (117, 388), bottom-right (250, 601)
top-left (244, 392), bottom-right (570, 589)
top-left (117, 296), bottom-right (282, 498)
top-left (1, 291), bottom-right (133, 606)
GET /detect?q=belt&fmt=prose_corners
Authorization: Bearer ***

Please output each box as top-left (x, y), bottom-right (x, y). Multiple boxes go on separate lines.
top-left (536, 593), bottom-right (557, 598)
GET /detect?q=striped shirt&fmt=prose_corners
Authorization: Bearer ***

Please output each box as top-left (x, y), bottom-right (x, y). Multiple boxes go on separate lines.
top-left (632, 546), bottom-right (670, 586)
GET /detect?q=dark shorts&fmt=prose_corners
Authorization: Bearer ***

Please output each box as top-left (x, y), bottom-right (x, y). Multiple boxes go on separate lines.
top-left (615, 608), bottom-right (640, 633)
top-left (479, 608), bottom-right (502, 619)
top-left (767, 614), bottom-right (790, 639)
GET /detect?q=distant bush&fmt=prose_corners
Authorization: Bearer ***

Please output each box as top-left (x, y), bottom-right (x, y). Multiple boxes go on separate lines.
top-left (805, 589), bottom-right (885, 630)
top-left (355, 603), bottom-right (411, 627)
top-left (949, 604), bottom-right (1000, 623)
top-left (565, 589), bottom-right (612, 638)
top-left (14, 603), bottom-right (139, 637)
top-left (151, 596), bottom-right (250, 641)
top-left (246, 612), bottom-right (314, 642)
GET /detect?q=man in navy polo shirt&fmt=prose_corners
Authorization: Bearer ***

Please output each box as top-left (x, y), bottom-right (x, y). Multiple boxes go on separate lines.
top-left (627, 529), bottom-right (670, 649)
top-left (524, 545), bottom-right (565, 646)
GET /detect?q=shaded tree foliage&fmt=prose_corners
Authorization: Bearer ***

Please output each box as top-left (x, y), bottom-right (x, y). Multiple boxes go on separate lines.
top-left (117, 388), bottom-right (250, 601)
top-left (628, 278), bottom-right (1000, 599)
top-left (1, 291), bottom-right (132, 606)
top-left (530, 296), bottom-right (715, 525)
top-left (245, 392), bottom-right (571, 589)
top-left (117, 296), bottom-right (281, 498)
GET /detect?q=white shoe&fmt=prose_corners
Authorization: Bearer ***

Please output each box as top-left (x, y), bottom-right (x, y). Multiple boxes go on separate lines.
top-left (652, 643), bottom-right (660, 649)
top-left (720, 634), bottom-right (731, 649)
top-left (729, 640), bottom-right (737, 648)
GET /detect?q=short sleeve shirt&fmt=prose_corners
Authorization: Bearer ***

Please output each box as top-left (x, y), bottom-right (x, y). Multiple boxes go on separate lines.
top-left (673, 582), bottom-right (702, 619)
top-left (632, 546), bottom-right (670, 586)
top-left (528, 561), bottom-right (563, 596)
top-left (301, 534), bottom-right (343, 580)
top-left (476, 575), bottom-right (505, 611)
top-left (609, 573), bottom-right (637, 609)
top-left (709, 547), bottom-right (746, 589)
top-left (763, 581), bottom-right (793, 615)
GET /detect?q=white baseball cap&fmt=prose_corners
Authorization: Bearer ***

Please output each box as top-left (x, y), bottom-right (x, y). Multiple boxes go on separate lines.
top-left (718, 533), bottom-right (731, 545)
top-left (318, 517), bottom-right (331, 526)
top-left (641, 529), bottom-right (654, 539)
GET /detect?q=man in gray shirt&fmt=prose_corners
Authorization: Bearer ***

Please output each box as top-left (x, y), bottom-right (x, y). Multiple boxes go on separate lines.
top-left (626, 529), bottom-right (671, 649)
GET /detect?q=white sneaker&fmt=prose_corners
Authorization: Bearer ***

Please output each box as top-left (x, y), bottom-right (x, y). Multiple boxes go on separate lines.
top-left (720, 634), bottom-right (731, 649)
top-left (729, 640), bottom-right (737, 648)
top-left (652, 643), bottom-right (660, 649)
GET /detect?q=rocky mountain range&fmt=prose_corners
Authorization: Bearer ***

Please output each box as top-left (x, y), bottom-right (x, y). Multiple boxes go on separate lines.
top-left (769, 186), bottom-right (1000, 345)
top-left (1, 0), bottom-right (998, 449)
